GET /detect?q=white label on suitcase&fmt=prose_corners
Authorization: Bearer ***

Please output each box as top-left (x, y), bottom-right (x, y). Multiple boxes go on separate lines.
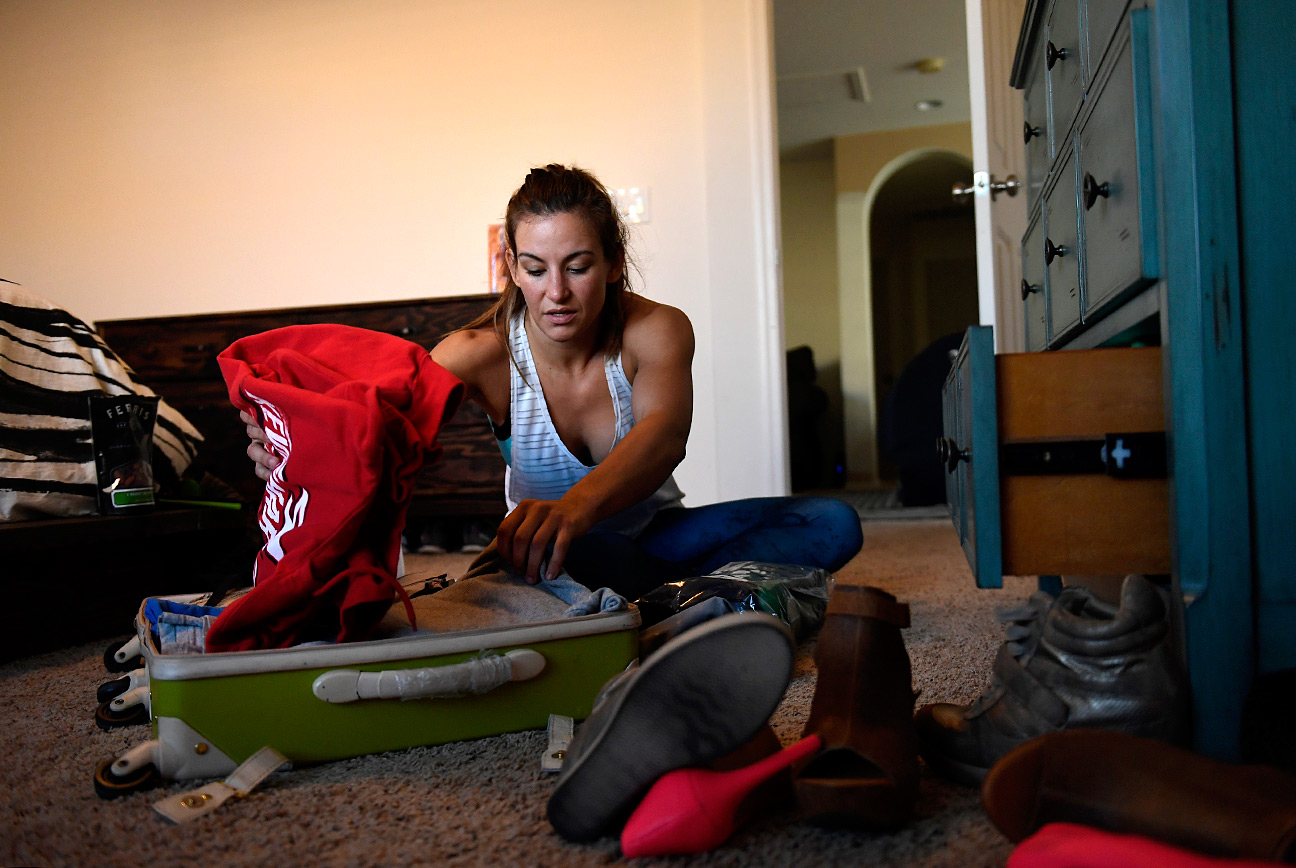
top-left (542, 714), bottom-right (574, 773)
top-left (153, 746), bottom-right (289, 824)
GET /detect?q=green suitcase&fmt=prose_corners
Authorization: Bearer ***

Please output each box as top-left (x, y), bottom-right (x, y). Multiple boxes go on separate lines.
top-left (97, 586), bottom-right (639, 796)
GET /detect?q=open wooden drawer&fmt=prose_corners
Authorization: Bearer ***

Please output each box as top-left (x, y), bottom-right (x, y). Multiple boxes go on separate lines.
top-left (940, 326), bottom-right (1169, 588)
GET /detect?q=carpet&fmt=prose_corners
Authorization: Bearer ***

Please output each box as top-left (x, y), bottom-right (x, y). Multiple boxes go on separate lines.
top-left (816, 487), bottom-right (951, 523)
top-left (0, 519), bottom-right (1035, 868)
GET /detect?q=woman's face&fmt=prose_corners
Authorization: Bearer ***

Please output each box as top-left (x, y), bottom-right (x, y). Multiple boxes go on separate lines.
top-left (508, 211), bottom-right (623, 346)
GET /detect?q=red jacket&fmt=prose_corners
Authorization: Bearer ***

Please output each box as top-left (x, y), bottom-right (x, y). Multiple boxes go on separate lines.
top-left (206, 324), bottom-right (464, 652)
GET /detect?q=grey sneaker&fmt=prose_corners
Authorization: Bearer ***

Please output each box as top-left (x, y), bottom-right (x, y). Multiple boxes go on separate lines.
top-left (546, 611), bottom-right (795, 842)
top-left (417, 520), bottom-right (461, 554)
top-left (914, 574), bottom-right (1189, 786)
top-left (460, 518), bottom-right (496, 553)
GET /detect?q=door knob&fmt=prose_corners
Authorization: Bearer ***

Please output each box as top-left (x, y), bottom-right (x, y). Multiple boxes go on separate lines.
top-left (989, 175), bottom-right (1021, 200)
top-left (952, 173), bottom-right (1021, 204)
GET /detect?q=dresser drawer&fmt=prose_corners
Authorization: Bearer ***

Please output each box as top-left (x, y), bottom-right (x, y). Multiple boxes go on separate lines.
top-left (98, 296), bottom-right (494, 382)
top-left (942, 326), bottom-right (1002, 587)
top-left (1084, 0), bottom-right (1132, 78)
top-left (996, 346), bottom-right (1168, 576)
top-left (291, 296), bottom-right (491, 350)
top-left (99, 321), bottom-right (241, 382)
top-left (1043, 146), bottom-right (1081, 339)
top-left (410, 406), bottom-right (507, 512)
top-left (1022, 208), bottom-right (1048, 350)
top-left (1046, 0), bottom-right (1084, 146)
top-left (940, 327), bottom-right (1169, 587)
top-left (1077, 8), bottom-right (1159, 319)
top-left (96, 295), bottom-right (507, 519)
top-left (1022, 48), bottom-right (1051, 209)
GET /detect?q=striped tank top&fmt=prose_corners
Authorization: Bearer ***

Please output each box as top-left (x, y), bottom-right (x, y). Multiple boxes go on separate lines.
top-left (494, 314), bottom-right (684, 537)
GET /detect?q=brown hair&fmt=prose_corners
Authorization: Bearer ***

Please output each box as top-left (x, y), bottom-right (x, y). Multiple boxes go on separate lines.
top-left (461, 164), bottom-right (634, 358)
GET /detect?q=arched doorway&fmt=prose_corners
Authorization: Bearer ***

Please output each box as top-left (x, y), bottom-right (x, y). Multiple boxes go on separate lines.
top-left (837, 148), bottom-right (977, 489)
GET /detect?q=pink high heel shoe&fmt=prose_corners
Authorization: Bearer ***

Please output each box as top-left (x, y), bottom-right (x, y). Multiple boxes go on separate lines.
top-left (620, 734), bottom-right (822, 858)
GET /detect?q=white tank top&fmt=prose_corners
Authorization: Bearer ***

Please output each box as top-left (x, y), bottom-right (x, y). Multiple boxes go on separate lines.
top-left (498, 314), bottom-right (684, 536)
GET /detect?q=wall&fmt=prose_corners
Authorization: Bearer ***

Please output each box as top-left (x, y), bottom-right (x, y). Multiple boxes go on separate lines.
top-left (776, 123), bottom-right (976, 487)
top-left (831, 121), bottom-right (972, 484)
top-left (780, 155), bottom-right (840, 365)
top-left (0, 0), bottom-right (786, 506)
top-left (779, 151), bottom-right (843, 486)
top-left (834, 121), bottom-right (973, 193)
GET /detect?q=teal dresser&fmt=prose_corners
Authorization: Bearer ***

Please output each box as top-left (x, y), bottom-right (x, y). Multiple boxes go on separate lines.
top-left (943, 0), bottom-right (1296, 759)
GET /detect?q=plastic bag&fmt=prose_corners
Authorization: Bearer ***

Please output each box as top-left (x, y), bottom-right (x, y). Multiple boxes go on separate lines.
top-left (88, 394), bottom-right (159, 513)
top-left (634, 561), bottom-right (832, 641)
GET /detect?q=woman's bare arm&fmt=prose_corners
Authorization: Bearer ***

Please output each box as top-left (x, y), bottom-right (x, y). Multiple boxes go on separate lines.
top-left (497, 300), bottom-right (694, 580)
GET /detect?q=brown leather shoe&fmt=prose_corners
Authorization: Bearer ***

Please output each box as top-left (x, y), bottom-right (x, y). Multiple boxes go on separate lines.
top-left (794, 584), bottom-right (919, 827)
top-left (982, 729), bottom-right (1296, 862)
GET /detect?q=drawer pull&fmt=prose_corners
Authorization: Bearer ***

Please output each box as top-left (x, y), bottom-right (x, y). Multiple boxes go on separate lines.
top-left (1046, 41), bottom-right (1068, 70)
top-left (999, 433), bottom-right (1166, 478)
top-left (1023, 122), bottom-right (1043, 145)
top-left (1083, 172), bottom-right (1111, 210)
top-left (182, 343), bottom-right (214, 354)
top-left (936, 437), bottom-right (970, 473)
top-left (1044, 238), bottom-right (1068, 265)
top-left (1020, 279), bottom-right (1042, 300)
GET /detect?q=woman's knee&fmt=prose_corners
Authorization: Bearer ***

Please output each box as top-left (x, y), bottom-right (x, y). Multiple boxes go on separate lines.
top-left (804, 496), bottom-right (864, 567)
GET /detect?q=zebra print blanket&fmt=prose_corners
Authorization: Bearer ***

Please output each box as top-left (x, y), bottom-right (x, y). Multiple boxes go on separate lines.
top-left (0, 283), bottom-right (204, 520)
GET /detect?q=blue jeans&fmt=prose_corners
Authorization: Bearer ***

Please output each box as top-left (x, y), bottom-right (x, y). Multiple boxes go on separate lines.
top-left (562, 496), bottom-right (863, 600)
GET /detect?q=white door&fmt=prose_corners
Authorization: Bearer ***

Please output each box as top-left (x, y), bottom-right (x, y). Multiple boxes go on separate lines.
top-left (966, 0), bottom-right (1029, 352)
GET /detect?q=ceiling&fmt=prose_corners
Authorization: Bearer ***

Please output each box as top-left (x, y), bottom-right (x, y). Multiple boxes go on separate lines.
top-left (773, 0), bottom-right (972, 155)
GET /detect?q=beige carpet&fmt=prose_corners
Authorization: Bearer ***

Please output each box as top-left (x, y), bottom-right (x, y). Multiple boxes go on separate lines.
top-left (0, 518), bottom-right (1036, 868)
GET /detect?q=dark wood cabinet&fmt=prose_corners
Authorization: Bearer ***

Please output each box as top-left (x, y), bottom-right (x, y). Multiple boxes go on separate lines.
top-left (96, 295), bottom-right (507, 520)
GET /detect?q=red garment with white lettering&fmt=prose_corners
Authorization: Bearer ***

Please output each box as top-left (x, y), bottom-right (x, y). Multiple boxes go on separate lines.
top-left (1008, 823), bottom-right (1278, 868)
top-left (206, 324), bottom-right (464, 652)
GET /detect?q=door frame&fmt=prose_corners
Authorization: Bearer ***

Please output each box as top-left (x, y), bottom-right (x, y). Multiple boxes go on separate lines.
top-left (837, 147), bottom-right (974, 487)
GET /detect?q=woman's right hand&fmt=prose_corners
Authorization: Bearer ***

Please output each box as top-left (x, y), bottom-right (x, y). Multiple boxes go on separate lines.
top-left (496, 494), bottom-right (596, 584)
top-left (241, 409), bottom-right (281, 481)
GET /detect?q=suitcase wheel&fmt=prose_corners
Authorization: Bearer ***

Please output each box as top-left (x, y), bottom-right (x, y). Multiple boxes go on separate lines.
top-left (96, 676), bottom-right (131, 705)
top-left (93, 757), bottom-right (160, 800)
top-left (103, 639), bottom-right (143, 673)
top-left (95, 698), bottom-right (149, 730)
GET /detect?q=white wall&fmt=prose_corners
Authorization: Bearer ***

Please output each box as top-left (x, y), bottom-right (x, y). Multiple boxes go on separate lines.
top-left (0, 0), bottom-right (787, 505)
top-left (780, 156), bottom-right (840, 363)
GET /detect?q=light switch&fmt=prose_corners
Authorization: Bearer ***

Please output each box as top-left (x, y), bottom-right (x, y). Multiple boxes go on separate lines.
top-left (613, 187), bottom-right (650, 224)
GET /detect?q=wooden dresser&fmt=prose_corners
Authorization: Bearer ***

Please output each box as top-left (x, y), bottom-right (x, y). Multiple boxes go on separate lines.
top-left (96, 295), bottom-right (507, 521)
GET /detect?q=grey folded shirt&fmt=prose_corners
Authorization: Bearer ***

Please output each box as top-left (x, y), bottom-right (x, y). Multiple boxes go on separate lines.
top-left (376, 548), bottom-right (627, 637)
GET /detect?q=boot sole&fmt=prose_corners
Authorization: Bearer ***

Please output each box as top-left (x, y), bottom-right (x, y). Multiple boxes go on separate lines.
top-left (546, 612), bottom-right (795, 842)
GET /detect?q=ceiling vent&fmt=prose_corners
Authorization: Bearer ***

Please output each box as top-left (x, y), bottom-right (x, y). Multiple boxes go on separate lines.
top-left (777, 66), bottom-right (871, 107)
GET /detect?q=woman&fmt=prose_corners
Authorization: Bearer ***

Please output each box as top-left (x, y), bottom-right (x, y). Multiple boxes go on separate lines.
top-left (246, 164), bottom-right (861, 598)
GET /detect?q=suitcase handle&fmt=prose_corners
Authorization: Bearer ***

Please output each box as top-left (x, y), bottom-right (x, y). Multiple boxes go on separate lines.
top-left (311, 648), bottom-right (546, 703)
